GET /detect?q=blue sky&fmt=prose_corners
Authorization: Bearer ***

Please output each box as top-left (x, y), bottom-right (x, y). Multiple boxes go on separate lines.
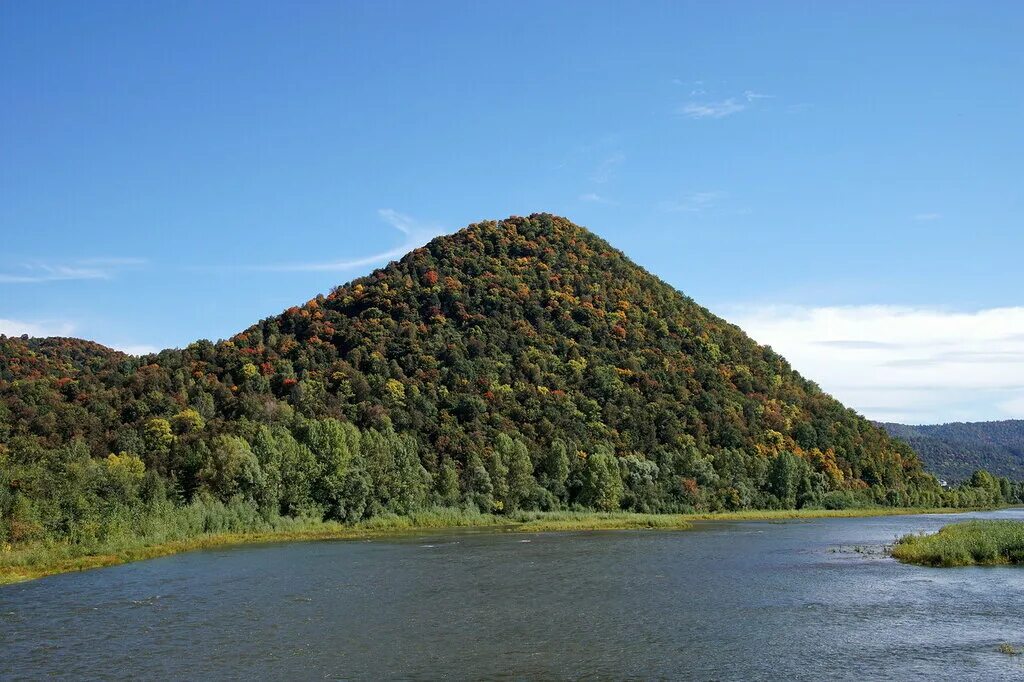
top-left (1, 1), bottom-right (1022, 423)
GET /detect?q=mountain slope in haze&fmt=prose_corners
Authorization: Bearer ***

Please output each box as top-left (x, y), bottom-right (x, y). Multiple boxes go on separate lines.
top-left (2, 215), bottom-right (947, 547)
top-left (881, 421), bottom-right (1024, 482)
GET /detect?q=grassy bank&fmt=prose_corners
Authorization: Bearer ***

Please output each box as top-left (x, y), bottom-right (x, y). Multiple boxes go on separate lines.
top-left (891, 520), bottom-right (1024, 567)
top-left (0, 505), bottom-right (983, 585)
top-left (0, 508), bottom-right (506, 586)
top-left (507, 506), bottom-right (971, 532)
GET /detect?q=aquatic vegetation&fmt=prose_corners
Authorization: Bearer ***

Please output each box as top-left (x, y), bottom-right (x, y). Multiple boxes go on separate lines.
top-left (2, 505), bottom-right (972, 585)
top-left (509, 511), bottom-right (691, 532)
top-left (891, 520), bottom-right (1024, 567)
top-left (998, 643), bottom-right (1022, 656)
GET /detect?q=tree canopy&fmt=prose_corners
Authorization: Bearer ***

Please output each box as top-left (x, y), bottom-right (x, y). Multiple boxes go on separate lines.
top-left (4, 214), bottom-right (1011, 549)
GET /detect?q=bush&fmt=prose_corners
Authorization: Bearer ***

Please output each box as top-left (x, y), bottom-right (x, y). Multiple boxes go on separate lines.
top-left (892, 520), bottom-right (1024, 567)
top-left (819, 490), bottom-right (870, 510)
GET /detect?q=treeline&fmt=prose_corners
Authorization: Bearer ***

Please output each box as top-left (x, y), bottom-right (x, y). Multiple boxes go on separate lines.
top-left (880, 421), bottom-right (1024, 481)
top-left (4, 409), bottom-right (1019, 550)
top-left (0, 214), bottom-right (998, 551)
top-left (943, 469), bottom-right (1024, 508)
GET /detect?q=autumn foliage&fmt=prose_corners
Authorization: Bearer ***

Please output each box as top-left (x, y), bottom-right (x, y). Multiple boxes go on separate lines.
top-left (1, 214), bottom-right (971, 550)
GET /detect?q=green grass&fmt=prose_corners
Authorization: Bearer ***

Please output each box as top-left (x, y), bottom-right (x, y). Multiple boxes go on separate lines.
top-left (0, 507), bottom-right (507, 586)
top-left (508, 511), bottom-right (694, 532)
top-left (666, 506), bottom-right (969, 522)
top-left (891, 520), bottom-right (1024, 567)
top-left (0, 505), bottom-right (984, 585)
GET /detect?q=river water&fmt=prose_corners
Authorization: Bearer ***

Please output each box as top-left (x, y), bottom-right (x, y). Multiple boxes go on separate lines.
top-left (2, 509), bottom-right (1023, 681)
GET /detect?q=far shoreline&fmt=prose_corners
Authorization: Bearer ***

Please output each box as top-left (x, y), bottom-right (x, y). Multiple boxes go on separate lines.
top-left (0, 503), bottom-right (1003, 585)
top-left (0, 506), bottom-right (998, 586)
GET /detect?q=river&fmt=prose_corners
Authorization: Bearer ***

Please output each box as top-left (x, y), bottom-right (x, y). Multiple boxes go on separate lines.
top-left (2, 509), bottom-right (1023, 680)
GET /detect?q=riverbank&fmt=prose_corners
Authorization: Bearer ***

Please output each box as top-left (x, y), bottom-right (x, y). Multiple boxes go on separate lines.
top-left (891, 519), bottom-right (1024, 566)
top-left (0, 506), bottom-right (981, 585)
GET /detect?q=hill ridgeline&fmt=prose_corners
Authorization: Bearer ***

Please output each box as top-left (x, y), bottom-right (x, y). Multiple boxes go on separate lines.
top-left (880, 420), bottom-right (1024, 482)
top-left (2, 214), bottom-right (1007, 553)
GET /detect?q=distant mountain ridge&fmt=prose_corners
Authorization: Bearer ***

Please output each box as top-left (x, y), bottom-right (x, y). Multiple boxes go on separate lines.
top-left (880, 420), bottom-right (1024, 481)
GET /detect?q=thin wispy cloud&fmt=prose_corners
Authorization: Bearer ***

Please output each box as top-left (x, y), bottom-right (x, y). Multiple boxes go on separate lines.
top-left (0, 265), bottom-right (108, 284)
top-left (375, 208), bottom-right (417, 235)
top-left (679, 87), bottom-right (775, 119)
top-left (0, 258), bottom-right (146, 284)
top-left (680, 99), bottom-right (746, 119)
top-left (76, 257), bottom-right (148, 266)
top-left (551, 133), bottom-right (623, 172)
top-left (671, 78), bottom-right (706, 96)
top-left (913, 212), bottom-right (942, 222)
top-left (658, 191), bottom-right (725, 213)
top-left (258, 210), bottom-right (445, 273)
top-left (726, 304), bottom-right (1024, 423)
top-left (590, 153), bottom-right (625, 184)
top-left (579, 192), bottom-right (616, 205)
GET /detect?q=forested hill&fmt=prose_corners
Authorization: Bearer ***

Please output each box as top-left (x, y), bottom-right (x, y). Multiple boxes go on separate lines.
top-left (3, 215), bottom-right (951, 548)
top-left (881, 421), bottom-right (1024, 482)
top-left (229, 213), bottom-right (933, 502)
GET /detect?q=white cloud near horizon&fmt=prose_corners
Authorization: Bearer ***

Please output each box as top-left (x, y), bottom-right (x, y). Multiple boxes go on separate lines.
top-left (0, 318), bottom-right (77, 338)
top-left (258, 209), bottom-right (445, 273)
top-left (725, 305), bottom-right (1024, 424)
top-left (0, 317), bottom-right (158, 355)
top-left (114, 343), bottom-right (160, 356)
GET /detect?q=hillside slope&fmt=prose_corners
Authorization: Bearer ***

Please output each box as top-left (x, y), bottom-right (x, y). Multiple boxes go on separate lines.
top-left (881, 421), bottom-right (1024, 482)
top-left (2, 215), bottom-right (945, 547)
top-left (229, 214), bottom-right (929, 496)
